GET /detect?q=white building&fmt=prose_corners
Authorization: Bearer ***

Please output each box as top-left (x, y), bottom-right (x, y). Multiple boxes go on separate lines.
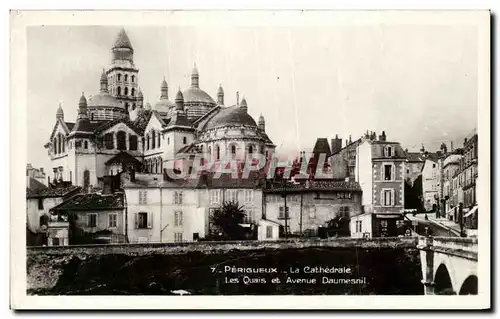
top-left (421, 157), bottom-right (440, 212)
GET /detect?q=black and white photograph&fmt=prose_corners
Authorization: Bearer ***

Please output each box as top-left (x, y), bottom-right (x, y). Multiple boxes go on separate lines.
top-left (10, 10), bottom-right (490, 310)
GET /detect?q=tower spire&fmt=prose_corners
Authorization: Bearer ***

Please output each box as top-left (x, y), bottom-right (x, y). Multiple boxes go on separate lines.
top-left (100, 69), bottom-right (108, 93)
top-left (191, 63), bottom-right (199, 88)
top-left (217, 84), bottom-right (224, 105)
top-left (160, 77), bottom-right (169, 99)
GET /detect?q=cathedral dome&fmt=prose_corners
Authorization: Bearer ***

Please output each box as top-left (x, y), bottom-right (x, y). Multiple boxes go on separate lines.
top-left (182, 87), bottom-right (216, 105)
top-left (204, 106), bottom-right (257, 130)
top-left (87, 93), bottom-right (123, 109)
top-left (154, 98), bottom-right (175, 115)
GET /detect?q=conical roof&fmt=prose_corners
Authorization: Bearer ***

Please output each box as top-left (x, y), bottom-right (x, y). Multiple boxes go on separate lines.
top-left (113, 28), bottom-right (133, 50)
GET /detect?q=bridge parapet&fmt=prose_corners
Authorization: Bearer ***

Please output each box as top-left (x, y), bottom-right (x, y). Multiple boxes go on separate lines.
top-left (418, 236), bottom-right (478, 261)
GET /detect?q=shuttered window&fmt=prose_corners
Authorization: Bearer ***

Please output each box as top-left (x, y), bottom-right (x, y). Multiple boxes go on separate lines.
top-left (135, 212), bottom-right (152, 229)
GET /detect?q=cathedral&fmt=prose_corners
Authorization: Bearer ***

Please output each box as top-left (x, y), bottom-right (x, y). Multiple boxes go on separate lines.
top-left (46, 28), bottom-right (275, 190)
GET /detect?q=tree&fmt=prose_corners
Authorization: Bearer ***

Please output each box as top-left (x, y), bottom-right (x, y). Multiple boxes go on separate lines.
top-left (209, 201), bottom-right (248, 240)
top-left (326, 215), bottom-right (351, 237)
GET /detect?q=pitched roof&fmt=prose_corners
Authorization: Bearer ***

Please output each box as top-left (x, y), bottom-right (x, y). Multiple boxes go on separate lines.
top-left (93, 117), bottom-right (141, 135)
top-left (26, 177), bottom-right (47, 193)
top-left (370, 141), bottom-right (407, 159)
top-left (176, 143), bottom-right (201, 154)
top-left (105, 151), bottom-right (142, 166)
top-left (312, 138), bottom-right (331, 157)
top-left (406, 152), bottom-right (425, 162)
top-left (132, 109), bottom-right (153, 135)
top-left (26, 185), bottom-right (81, 198)
top-left (265, 179), bottom-right (362, 193)
top-left (50, 192), bottom-right (124, 211)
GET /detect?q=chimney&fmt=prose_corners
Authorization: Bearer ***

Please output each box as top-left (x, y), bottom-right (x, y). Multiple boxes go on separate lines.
top-left (379, 131), bottom-right (386, 141)
top-left (372, 131), bottom-right (377, 140)
top-left (330, 134), bottom-right (342, 154)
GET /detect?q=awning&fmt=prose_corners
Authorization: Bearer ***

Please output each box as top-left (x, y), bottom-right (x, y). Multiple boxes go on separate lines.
top-left (464, 206), bottom-right (478, 218)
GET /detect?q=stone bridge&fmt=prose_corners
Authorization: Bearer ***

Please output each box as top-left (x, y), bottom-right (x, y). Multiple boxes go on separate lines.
top-left (417, 236), bottom-right (478, 295)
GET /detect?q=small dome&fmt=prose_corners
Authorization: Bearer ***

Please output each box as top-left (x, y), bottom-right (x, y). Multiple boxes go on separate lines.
top-left (154, 98), bottom-right (175, 115)
top-left (204, 106), bottom-right (258, 130)
top-left (217, 85), bottom-right (224, 94)
top-left (258, 114), bottom-right (264, 123)
top-left (161, 77), bottom-right (168, 89)
top-left (176, 89), bottom-right (184, 102)
top-left (113, 28), bottom-right (133, 50)
top-left (182, 87), bottom-right (215, 104)
top-left (100, 69), bottom-right (107, 82)
top-left (87, 92), bottom-right (123, 109)
top-left (56, 103), bottom-right (64, 119)
top-left (79, 93), bottom-right (87, 106)
top-left (240, 97), bottom-right (247, 107)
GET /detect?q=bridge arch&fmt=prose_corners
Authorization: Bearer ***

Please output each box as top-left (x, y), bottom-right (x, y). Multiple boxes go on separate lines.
top-left (459, 275), bottom-right (478, 295)
top-left (434, 263), bottom-right (455, 295)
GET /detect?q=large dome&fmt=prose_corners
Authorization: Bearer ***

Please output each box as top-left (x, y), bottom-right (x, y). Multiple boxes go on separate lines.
top-left (182, 87), bottom-right (216, 105)
top-left (204, 106), bottom-right (258, 130)
top-left (154, 98), bottom-right (175, 115)
top-left (87, 92), bottom-right (123, 109)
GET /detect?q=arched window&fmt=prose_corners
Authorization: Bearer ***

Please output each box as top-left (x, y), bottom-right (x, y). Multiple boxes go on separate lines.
top-left (248, 145), bottom-right (254, 155)
top-left (129, 135), bottom-right (138, 151)
top-left (104, 133), bottom-right (114, 149)
top-left (131, 75), bottom-right (135, 83)
top-left (231, 145), bottom-right (236, 158)
top-left (157, 133), bottom-right (161, 147)
top-left (132, 103), bottom-right (136, 110)
top-left (83, 170), bottom-right (90, 190)
top-left (84, 141), bottom-right (88, 149)
top-left (61, 135), bottom-right (65, 153)
top-left (131, 88), bottom-right (135, 97)
top-left (167, 137), bottom-right (170, 145)
top-left (117, 86), bottom-right (122, 96)
top-left (183, 136), bottom-right (187, 144)
top-left (124, 74), bottom-right (128, 82)
top-left (117, 131), bottom-right (127, 150)
top-left (156, 158), bottom-right (161, 174)
top-left (58, 134), bottom-right (62, 154)
top-left (208, 146), bottom-right (212, 160)
top-left (53, 138), bottom-right (57, 154)
top-left (117, 73), bottom-right (121, 81)
top-left (124, 87), bottom-right (129, 96)
top-left (152, 131), bottom-right (156, 149)
top-left (125, 103), bottom-right (129, 111)
top-left (146, 134), bottom-right (150, 150)
top-left (90, 113), bottom-right (94, 121)
top-left (216, 145), bottom-right (220, 160)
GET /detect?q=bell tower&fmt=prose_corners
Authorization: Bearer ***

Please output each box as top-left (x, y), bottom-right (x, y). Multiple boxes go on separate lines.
top-left (106, 28), bottom-right (139, 113)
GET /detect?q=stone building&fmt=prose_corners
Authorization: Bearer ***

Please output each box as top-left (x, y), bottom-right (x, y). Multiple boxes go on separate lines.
top-left (461, 132), bottom-right (478, 233)
top-left (263, 180), bottom-right (362, 236)
top-left (421, 156), bottom-right (440, 212)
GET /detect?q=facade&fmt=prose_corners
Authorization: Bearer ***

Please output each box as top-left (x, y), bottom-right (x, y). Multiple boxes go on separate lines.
top-left (44, 28), bottom-right (275, 190)
top-left (442, 153), bottom-right (462, 221)
top-left (354, 131), bottom-right (407, 237)
top-left (123, 172), bottom-right (265, 243)
top-left (263, 180), bottom-right (362, 236)
top-left (461, 133), bottom-right (478, 233)
top-left (50, 192), bottom-right (126, 245)
top-left (26, 183), bottom-right (81, 246)
top-left (421, 158), bottom-right (440, 212)
top-left (404, 151), bottom-right (425, 186)
top-left (328, 135), bottom-right (361, 180)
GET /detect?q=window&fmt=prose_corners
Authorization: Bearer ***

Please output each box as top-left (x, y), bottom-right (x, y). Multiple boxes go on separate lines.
top-left (215, 145), bottom-right (220, 160)
top-left (248, 145), bottom-right (254, 155)
top-left (87, 214), bottom-right (97, 228)
top-left (131, 75), bottom-right (135, 83)
top-left (167, 137), bottom-right (170, 145)
top-left (152, 131), bottom-right (156, 149)
top-left (139, 190), bottom-right (147, 204)
top-left (384, 146), bottom-right (393, 157)
top-left (382, 189), bottom-right (394, 206)
top-left (136, 212), bottom-right (151, 229)
top-left (406, 169), bottom-right (409, 174)
top-left (117, 131), bottom-right (127, 150)
top-left (117, 74), bottom-right (121, 81)
top-left (129, 135), bottom-right (138, 151)
top-left (210, 190), bottom-right (220, 204)
top-left (125, 103), bottom-right (129, 111)
top-left (174, 233), bottom-right (183, 243)
top-left (104, 133), bottom-right (114, 149)
top-left (278, 206), bottom-right (289, 219)
top-left (158, 133), bottom-right (161, 147)
top-left (52, 238), bottom-right (60, 246)
top-left (228, 190), bottom-right (238, 202)
top-left (432, 163), bottom-right (436, 168)
top-left (339, 206), bottom-right (350, 218)
top-left (384, 164), bottom-right (393, 181)
top-left (84, 141), bottom-right (88, 149)
top-left (117, 86), bottom-right (121, 95)
top-left (174, 191), bottom-right (183, 204)
top-left (356, 220), bottom-right (363, 233)
top-left (37, 198), bottom-right (44, 210)
top-left (131, 88), bottom-right (135, 96)
top-left (266, 226), bottom-right (273, 238)
top-left (132, 103), bottom-right (136, 110)
top-left (309, 207), bottom-right (316, 219)
top-left (124, 87), bottom-right (128, 96)
top-left (244, 190), bottom-right (253, 203)
top-left (231, 145), bottom-right (236, 157)
top-left (124, 74), bottom-right (128, 82)
top-left (174, 211), bottom-right (183, 226)
top-left (183, 136), bottom-right (187, 145)
top-left (108, 214), bottom-right (117, 228)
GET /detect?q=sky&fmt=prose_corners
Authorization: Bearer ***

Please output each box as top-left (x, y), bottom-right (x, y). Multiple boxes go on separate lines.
top-left (27, 24), bottom-right (478, 172)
